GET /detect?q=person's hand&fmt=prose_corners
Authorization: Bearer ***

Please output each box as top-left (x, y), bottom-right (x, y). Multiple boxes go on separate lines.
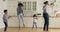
top-left (8, 16), bottom-right (12, 19)
top-left (9, 16), bottom-right (12, 17)
top-left (23, 13), bottom-right (24, 16)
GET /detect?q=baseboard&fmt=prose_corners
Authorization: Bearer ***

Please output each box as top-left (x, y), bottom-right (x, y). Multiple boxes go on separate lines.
top-left (8, 27), bottom-right (60, 29)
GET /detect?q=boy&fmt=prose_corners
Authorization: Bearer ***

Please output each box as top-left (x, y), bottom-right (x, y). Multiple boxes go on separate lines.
top-left (32, 14), bottom-right (38, 29)
top-left (3, 10), bottom-right (11, 32)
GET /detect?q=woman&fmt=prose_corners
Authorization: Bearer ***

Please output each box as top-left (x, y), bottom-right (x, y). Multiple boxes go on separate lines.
top-left (43, 1), bottom-right (49, 32)
top-left (17, 3), bottom-right (25, 28)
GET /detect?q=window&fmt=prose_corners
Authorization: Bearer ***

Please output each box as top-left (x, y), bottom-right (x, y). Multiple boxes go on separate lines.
top-left (23, 2), bottom-right (26, 10)
top-left (18, 1), bottom-right (37, 11)
top-left (33, 2), bottom-right (36, 10)
top-left (28, 1), bottom-right (31, 11)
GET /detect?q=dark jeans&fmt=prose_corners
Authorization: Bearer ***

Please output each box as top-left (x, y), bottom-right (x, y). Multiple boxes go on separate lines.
top-left (4, 22), bottom-right (8, 31)
top-left (43, 13), bottom-right (49, 31)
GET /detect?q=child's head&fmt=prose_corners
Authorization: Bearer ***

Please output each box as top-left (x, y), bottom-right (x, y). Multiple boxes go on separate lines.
top-left (33, 14), bottom-right (37, 18)
top-left (4, 9), bottom-right (8, 14)
top-left (18, 3), bottom-right (23, 8)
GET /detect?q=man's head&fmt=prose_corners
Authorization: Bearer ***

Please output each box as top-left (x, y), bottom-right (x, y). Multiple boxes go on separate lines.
top-left (44, 1), bottom-right (48, 5)
top-left (4, 9), bottom-right (8, 14)
top-left (18, 3), bottom-right (23, 8)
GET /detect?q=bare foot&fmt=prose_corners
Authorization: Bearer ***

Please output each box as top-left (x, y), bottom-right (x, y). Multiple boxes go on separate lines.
top-left (32, 27), bottom-right (34, 29)
top-left (4, 31), bottom-right (7, 32)
top-left (46, 31), bottom-right (48, 32)
top-left (43, 31), bottom-right (46, 32)
top-left (23, 24), bottom-right (25, 28)
top-left (36, 27), bottom-right (37, 29)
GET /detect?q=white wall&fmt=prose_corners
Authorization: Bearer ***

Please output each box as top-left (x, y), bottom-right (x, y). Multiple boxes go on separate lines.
top-left (0, 0), bottom-right (60, 28)
top-left (8, 16), bottom-right (60, 28)
top-left (7, 0), bottom-right (60, 28)
top-left (0, 0), bottom-right (7, 28)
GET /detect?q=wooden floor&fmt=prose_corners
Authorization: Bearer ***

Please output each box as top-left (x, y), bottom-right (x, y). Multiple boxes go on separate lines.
top-left (0, 28), bottom-right (60, 32)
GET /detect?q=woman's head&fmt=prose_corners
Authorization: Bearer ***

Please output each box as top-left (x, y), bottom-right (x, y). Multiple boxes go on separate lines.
top-left (18, 3), bottom-right (23, 7)
top-left (44, 1), bottom-right (48, 5)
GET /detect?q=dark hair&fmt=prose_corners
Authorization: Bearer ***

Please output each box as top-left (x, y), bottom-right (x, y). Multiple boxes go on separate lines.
top-left (18, 3), bottom-right (23, 7)
top-left (4, 9), bottom-right (7, 13)
top-left (44, 1), bottom-right (48, 4)
top-left (33, 14), bottom-right (37, 17)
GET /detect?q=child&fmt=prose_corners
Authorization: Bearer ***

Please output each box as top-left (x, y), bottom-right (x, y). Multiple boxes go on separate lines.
top-left (3, 10), bottom-right (11, 32)
top-left (32, 14), bottom-right (38, 29)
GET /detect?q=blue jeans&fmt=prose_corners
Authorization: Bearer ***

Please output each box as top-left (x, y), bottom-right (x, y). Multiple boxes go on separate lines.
top-left (32, 22), bottom-right (37, 28)
top-left (17, 13), bottom-right (25, 27)
top-left (43, 13), bottom-right (49, 31)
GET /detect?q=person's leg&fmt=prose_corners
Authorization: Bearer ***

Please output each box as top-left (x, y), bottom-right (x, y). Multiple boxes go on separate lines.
top-left (20, 13), bottom-right (25, 27)
top-left (43, 13), bottom-right (47, 32)
top-left (18, 14), bottom-right (21, 29)
top-left (46, 14), bottom-right (49, 32)
top-left (4, 22), bottom-right (8, 32)
top-left (45, 13), bottom-right (49, 32)
top-left (32, 22), bottom-right (34, 29)
top-left (43, 15), bottom-right (46, 31)
top-left (43, 21), bottom-right (47, 31)
top-left (45, 18), bottom-right (48, 32)
top-left (35, 22), bottom-right (37, 29)
top-left (46, 21), bottom-right (49, 32)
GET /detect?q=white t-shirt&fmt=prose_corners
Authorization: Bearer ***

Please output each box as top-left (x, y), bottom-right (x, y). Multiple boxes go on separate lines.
top-left (33, 18), bottom-right (38, 22)
top-left (3, 14), bottom-right (9, 22)
top-left (45, 5), bottom-right (50, 13)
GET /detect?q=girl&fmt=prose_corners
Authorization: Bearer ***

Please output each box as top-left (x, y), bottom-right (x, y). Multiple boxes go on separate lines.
top-left (32, 14), bottom-right (38, 29)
